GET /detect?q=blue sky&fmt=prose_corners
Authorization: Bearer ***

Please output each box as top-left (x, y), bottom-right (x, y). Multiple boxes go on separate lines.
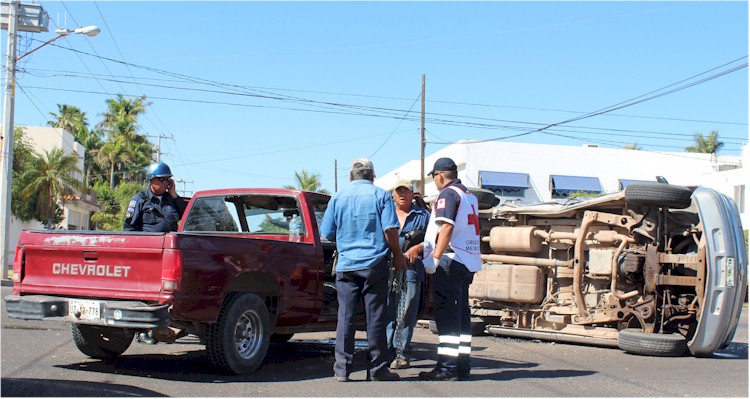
top-left (5, 1), bottom-right (748, 195)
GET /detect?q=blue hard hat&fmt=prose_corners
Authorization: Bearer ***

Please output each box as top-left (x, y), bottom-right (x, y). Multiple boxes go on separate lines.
top-left (146, 162), bottom-right (173, 180)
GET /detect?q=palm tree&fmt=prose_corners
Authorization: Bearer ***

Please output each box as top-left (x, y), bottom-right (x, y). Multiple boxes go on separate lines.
top-left (48, 104), bottom-right (87, 139)
top-left (20, 148), bottom-right (82, 229)
top-left (97, 135), bottom-right (133, 190)
top-left (48, 104), bottom-right (103, 187)
top-left (685, 131), bottom-right (724, 155)
top-left (284, 169), bottom-right (330, 194)
top-left (97, 94), bottom-right (154, 185)
top-left (98, 94), bottom-right (149, 142)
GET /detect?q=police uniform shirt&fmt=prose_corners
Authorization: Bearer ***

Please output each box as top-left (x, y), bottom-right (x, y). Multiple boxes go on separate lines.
top-left (123, 189), bottom-right (183, 232)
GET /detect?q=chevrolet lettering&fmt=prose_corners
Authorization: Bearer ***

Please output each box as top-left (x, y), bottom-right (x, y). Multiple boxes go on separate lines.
top-left (52, 263), bottom-right (131, 278)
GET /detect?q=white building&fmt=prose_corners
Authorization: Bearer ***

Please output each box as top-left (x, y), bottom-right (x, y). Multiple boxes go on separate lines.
top-left (5, 126), bottom-right (100, 277)
top-left (375, 141), bottom-right (748, 229)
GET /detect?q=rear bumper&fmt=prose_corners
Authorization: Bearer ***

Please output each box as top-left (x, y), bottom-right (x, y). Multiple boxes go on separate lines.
top-left (689, 187), bottom-right (748, 356)
top-left (4, 294), bottom-right (170, 329)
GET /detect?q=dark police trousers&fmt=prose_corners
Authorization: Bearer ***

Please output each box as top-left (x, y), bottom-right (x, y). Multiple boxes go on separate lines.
top-left (333, 257), bottom-right (390, 378)
top-left (432, 258), bottom-right (475, 375)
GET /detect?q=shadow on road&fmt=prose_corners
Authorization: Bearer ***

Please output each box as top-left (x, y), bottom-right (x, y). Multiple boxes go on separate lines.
top-left (0, 378), bottom-right (166, 397)
top-left (51, 337), bottom-right (581, 383)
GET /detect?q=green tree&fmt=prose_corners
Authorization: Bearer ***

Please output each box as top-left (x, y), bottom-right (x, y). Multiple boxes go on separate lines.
top-left (48, 104), bottom-right (87, 138)
top-left (90, 181), bottom-right (142, 231)
top-left (97, 135), bottom-right (133, 190)
top-left (48, 104), bottom-right (103, 187)
top-left (10, 127), bottom-right (40, 221)
top-left (685, 131), bottom-right (724, 155)
top-left (283, 169), bottom-right (330, 195)
top-left (19, 148), bottom-right (82, 229)
top-left (97, 94), bottom-right (154, 186)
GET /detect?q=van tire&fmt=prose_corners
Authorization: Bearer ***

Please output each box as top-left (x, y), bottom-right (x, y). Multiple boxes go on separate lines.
top-left (617, 329), bottom-right (687, 357)
top-left (71, 324), bottom-right (133, 359)
top-left (625, 182), bottom-right (692, 209)
top-left (468, 188), bottom-right (500, 210)
top-left (206, 293), bottom-right (271, 374)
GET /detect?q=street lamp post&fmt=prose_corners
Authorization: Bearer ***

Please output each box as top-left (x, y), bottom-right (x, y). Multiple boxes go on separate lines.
top-left (1, 0), bottom-right (99, 278)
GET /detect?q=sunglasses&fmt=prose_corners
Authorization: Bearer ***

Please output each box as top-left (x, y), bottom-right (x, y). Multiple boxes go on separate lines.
top-left (154, 177), bottom-right (170, 183)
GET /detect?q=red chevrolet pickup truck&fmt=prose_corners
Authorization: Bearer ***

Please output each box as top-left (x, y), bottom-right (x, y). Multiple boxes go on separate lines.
top-left (4, 188), bottom-right (338, 374)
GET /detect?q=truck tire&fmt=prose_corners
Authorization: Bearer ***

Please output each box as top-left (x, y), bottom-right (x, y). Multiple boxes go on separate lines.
top-left (625, 182), bottom-right (692, 209)
top-left (70, 324), bottom-right (133, 359)
top-left (206, 293), bottom-right (271, 374)
top-left (468, 188), bottom-right (500, 210)
top-left (617, 329), bottom-right (687, 357)
top-left (270, 333), bottom-right (294, 343)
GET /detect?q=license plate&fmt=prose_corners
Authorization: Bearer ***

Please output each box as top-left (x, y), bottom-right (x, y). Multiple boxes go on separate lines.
top-left (725, 257), bottom-right (735, 287)
top-left (69, 299), bottom-right (101, 320)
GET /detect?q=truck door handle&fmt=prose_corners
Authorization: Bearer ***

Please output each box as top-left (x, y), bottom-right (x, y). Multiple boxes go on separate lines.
top-left (83, 251), bottom-right (98, 261)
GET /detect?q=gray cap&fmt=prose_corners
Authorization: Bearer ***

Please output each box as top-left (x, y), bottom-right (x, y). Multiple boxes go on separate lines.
top-left (350, 157), bottom-right (374, 173)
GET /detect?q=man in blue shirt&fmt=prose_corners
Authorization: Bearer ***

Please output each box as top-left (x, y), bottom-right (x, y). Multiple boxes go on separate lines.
top-left (385, 180), bottom-right (430, 370)
top-left (320, 158), bottom-right (406, 382)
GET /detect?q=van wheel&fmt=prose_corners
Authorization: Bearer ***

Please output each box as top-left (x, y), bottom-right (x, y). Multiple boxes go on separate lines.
top-left (71, 324), bottom-right (133, 359)
top-left (617, 329), bottom-right (687, 357)
top-left (625, 182), bottom-right (692, 209)
top-left (206, 293), bottom-right (271, 374)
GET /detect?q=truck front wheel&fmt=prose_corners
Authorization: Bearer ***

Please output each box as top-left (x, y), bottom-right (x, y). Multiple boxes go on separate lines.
top-left (70, 324), bottom-right (133, 359)
top-left (206, 293), bottom-right (271, 374)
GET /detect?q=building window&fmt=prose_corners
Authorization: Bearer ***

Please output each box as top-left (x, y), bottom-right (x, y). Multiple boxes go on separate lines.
top-left (734, 185), bottom-right (745, 213)
top-left (550, 175), bottom-right (602, 198)
top-left (479, 171), bottom-right (529, 197)
top-left (618, 178), bottom-right (653, 191)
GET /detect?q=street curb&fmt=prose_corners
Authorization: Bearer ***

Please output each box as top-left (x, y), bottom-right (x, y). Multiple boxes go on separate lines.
top-left (1, 279), bottom-right (13, 287)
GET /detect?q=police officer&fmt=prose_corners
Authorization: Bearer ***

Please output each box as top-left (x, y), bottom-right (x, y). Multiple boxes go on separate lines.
top-left (124, 162), bottom-right (187, 232)
top-left (406, 157), bottom-right (482, 381)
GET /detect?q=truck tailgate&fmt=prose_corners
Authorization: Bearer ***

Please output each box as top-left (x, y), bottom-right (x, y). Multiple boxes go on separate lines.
top-left (15, 231), bottom-right (168, 302)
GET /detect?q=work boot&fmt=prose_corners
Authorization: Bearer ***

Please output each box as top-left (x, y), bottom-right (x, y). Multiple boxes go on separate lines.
top-left (418, 368), bottom-right (457, 381)
top-left (370, 370), bottom-right (401, 381)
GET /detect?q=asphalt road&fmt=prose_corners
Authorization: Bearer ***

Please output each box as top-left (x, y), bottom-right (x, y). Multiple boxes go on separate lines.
top-left (1, 285), bottom-right (747, 397)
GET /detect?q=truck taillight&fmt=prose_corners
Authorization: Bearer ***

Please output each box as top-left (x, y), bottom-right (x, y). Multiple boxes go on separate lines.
top-left (162, 248), bottom-right (182, 293)
top-left (11, 246), bottom-right (24, 283)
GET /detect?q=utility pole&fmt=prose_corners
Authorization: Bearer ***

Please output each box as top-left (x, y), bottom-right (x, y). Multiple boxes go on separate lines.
top-left (420, 74), bottom-right (426, 194)
top-left (1, 1), bottom-right (19, 279)
top-left (148, 133), bottom-right (172, 162)
top-left (334, 159), bottom-right (338, 192)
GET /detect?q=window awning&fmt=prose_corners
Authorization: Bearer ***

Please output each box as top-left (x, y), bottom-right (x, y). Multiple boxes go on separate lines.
top-left (550, 175), bottom-right (602, 196)
top-left (618, 178), bottom-right (653, 190)
top-left (479, 171), bottom-right (529, 192)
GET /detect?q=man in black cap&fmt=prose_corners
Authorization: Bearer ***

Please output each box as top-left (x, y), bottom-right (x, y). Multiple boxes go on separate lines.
top-left (405, 157), bottom-right (482, 381)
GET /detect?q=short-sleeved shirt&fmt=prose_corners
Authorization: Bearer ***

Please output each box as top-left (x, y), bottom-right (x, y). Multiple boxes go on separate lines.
top-left (399, 204), bottom-right (430, 282)
top-left (123, 189), bottom-right (185, 232)
top-left (320, 180), bottom-right (399, 272)
top-left (433, 179), bottom-right (467, 225)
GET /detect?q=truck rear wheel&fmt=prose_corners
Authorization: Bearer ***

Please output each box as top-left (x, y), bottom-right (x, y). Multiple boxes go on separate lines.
top-left (206, 293), bottom-right (271, 374)
top-left (70, 324), bottom-right (133, 359)
top-left (617, 329), bottom-right (687, 357)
